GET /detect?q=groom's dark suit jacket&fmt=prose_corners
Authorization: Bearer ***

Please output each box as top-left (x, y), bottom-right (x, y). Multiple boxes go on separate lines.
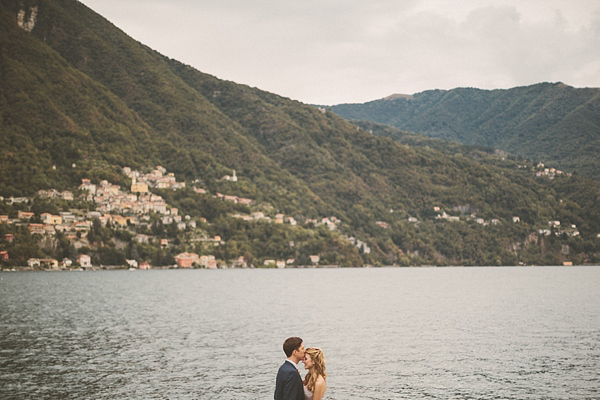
top-left (274, 360), bottom-right (304, 400)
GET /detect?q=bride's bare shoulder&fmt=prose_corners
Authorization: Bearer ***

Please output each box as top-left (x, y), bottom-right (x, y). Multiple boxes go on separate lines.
top-left (313, 375), bottom-right (327, 399)
top-left (315, 375), bottom-right (326, 387)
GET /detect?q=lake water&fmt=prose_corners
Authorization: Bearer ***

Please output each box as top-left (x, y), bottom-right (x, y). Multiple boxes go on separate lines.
top-left (0, 267), bottom-right (598, 399)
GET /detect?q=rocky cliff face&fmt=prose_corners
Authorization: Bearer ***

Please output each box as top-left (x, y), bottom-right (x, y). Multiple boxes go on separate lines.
top-left (17, 6), bottom-right (38, 32)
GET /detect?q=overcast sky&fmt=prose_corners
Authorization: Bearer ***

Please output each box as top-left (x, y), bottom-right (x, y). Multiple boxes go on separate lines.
top-left (79, 0), bottom-right (600, 105)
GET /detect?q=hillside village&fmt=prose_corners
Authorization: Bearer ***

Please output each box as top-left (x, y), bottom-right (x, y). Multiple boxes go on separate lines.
top-left (0, 166), bottom-right (351, 270)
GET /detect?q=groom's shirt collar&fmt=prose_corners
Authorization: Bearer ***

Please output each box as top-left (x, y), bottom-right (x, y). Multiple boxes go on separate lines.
top-left (286, 359), bottom-right (298, 368)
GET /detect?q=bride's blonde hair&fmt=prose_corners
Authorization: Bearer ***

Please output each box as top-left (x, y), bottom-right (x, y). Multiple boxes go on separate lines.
top-left (303, 347), bottom-right (327, 392)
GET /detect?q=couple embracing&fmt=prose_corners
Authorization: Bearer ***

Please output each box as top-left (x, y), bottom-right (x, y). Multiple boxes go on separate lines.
top-left (275, 337), bottom-right (327, 400)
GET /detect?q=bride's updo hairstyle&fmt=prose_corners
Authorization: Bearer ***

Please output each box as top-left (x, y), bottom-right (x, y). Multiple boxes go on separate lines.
top-left (303, 347), bottom-right (327, 392)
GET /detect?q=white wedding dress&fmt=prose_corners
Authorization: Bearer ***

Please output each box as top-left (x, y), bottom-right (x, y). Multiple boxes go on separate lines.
top-left (304, 382), bottom-right (326, 399)
top-left (303, 385), bottom-right (314, 400)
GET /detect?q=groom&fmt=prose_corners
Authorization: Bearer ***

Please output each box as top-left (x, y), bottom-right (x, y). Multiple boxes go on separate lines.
top-left (274, 337), bottom-right (305, 400)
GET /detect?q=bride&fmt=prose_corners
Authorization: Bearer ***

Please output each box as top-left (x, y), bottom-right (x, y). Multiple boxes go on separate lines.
top-left (301, 347), bottom-right (327, 400)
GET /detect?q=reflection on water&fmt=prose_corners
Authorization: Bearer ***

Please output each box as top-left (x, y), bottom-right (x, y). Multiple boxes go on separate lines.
top-left (1, 267), bottom-right (598, 399)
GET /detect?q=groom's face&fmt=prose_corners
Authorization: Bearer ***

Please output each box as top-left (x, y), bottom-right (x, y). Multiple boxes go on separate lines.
top-left (294, 343), bottom-right (305, 359)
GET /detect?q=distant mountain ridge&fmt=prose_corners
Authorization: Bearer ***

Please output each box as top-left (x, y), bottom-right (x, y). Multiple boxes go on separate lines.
top-left (382, 93), bottom-right (414, 101)
top-left (330, 83), bottom-right (600, 180)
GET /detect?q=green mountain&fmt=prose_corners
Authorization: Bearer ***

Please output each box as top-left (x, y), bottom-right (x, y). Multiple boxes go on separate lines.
top-left (1, 0), bottom-right (600, 267)
top-left (329, 84), bottom-right (600, 180)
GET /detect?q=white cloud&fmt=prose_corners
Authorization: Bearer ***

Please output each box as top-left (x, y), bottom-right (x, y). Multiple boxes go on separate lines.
top-left (80, 0), bottom-right (600, 104)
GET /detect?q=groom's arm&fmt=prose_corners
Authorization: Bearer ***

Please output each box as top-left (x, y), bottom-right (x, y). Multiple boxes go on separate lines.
top-left (282, 370), bottom-right (301, 400)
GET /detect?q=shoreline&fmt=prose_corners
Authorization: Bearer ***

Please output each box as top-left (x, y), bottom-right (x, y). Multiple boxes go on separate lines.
top-left (2, 264), bottom-right (599, 272)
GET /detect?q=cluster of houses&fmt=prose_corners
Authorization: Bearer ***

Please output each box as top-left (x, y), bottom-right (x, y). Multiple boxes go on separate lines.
top-left (174, 252), bottom-right (219, 268)
top-left (435, 212), bottom-right (502, 226)
top-left (231, 212), bottom-right (340, 231)
top-left (171, 252), bottom-right (324, 269)
top-left (20, 252), bottom-right (227, 271)
top-left (154, 208), bottom-right (199, 231)
top-left (232, 211), bottom-right (292, 224)
top-left (35, 189), bottom-right (75, 201)
top-left (43, 166), bottom-right (189, 217)
top-left (1, 210), bottom-right (165, 269)
top-left (538, 220), bottom-right (580, 237)
top-left (377, 210), bottom-right (502, 227)
top-left (78, 178), bottom-right (171, 215)
top-left (123, 166), bottom-right (186, 191)
top-left (124, 259), bottom-right (152, 269)
top-left (23, 254), bottom-right (154, 270)
top-left (0, 166), bottom-right (198, 268)
top-left (0, 208), bottom-right (162, 239)
top-left (343, 235), bottom-right (371, 254)
top-left (309, 217), bottom-right (340, 230)
top-left (433, 208), bottom-right (582, 236)
top-left (1, 196), bottom-right (30, 205)
top-left (534, 163), bottom-right (571, 179)
top-left (26, 254), bottom-right (86, 270)
top-left (1, 210), bottom-right (94, 237)
top-left (264, 259), bottom-right (295, 268)
top-left (377, 206), bottom-right (585, 239)
top-left (431, 206), bottom-right (503, 226)
top-left (215, 192), bottom-right (254, 205)
top-left (263, 255), bottom-right (321, 268)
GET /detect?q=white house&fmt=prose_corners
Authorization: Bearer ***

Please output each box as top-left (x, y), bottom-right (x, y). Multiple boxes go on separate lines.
top-left (222, 170), bottom-right (237, 182)
top-left (78, 254), bottom-right (92, 268)
top-left (27, 258), bottom-right (40, 268)
top-left (61, 190), bottom-right (74, 201)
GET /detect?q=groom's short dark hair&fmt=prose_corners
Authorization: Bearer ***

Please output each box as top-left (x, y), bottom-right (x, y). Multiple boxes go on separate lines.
top-left (283, 337), bottom-right (303, 357)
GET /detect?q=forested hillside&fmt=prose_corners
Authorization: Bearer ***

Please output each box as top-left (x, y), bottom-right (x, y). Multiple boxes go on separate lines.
top-left (1, 0), bottom-right (599, 267)
top-left (330, 84), bottom-right (600, 180)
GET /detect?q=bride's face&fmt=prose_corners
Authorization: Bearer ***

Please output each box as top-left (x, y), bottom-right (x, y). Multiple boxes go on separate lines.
top-left (302, 353), bottom-right (314, 370)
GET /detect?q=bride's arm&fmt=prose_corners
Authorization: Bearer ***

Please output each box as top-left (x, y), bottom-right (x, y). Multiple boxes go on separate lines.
top-left (313, 378), bottom-right (326, 400)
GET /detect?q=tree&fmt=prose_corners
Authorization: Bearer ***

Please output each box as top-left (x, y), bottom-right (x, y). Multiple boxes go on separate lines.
top-left (129, 243), bottom-right (139, 261)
